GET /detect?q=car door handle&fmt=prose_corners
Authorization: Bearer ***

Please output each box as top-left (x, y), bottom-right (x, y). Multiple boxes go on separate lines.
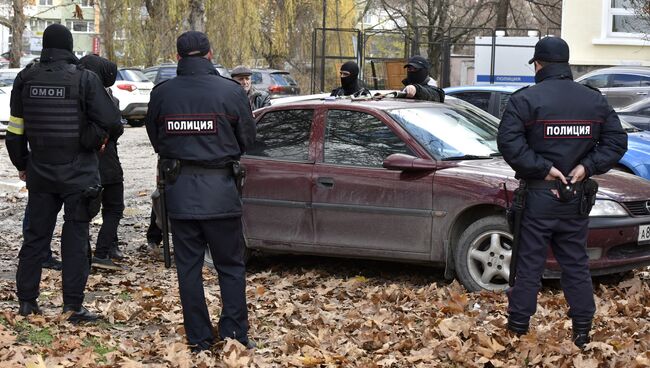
top-left (316, 177), bottom-right (335, 188)
top-left (636, 91), bottom-right (648, 95)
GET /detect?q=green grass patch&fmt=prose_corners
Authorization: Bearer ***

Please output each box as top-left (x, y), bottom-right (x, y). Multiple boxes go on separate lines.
top-left (118, 291), bottom-right (132, 301)
top-left (14, 320), bottom-right (53, 346)
top-left (83, 336), bottom-right (115, 359)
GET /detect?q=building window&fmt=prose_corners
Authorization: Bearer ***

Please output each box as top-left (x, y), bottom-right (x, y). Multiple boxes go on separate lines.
top-left (606, 0), bottom-right (649, 38)
top-left (66, 20), bottom-right (94, 33)
top-left (30, 19), bottom-right (59, 32)
top-left (39, 0), bottom-right (53, 5)
top-left (81, 0), bottom-right (95, 7)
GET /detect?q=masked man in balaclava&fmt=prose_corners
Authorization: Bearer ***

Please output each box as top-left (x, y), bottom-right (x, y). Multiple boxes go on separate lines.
top-left (331, 61), bottom-right (370, 97)
top-left (402, 56), bottom-right (445, 102)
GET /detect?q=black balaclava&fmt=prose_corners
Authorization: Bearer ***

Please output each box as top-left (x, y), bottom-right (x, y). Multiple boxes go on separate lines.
top-left (340, 61), bottom-right (360, 95)
top-left (406, 66), bottom-right (429, 85)
top-left (80, 54), bottom-right (118, 87)
top-left (42, 24), bottom-right (73, 52)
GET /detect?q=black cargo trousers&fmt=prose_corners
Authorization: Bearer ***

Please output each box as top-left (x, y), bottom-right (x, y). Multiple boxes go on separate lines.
top-left (17, 191), bottom-right (92, 306)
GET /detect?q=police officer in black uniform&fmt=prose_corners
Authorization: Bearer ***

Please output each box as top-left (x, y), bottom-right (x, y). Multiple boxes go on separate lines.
top-left (497, 37), bottom-right (627, 348)
top-left (330, 61), bottom-right (370, 97)
top-left (6, 24), bottom-right (121, 321)
top-left (145, 31), bottom-right (256, 352)
top-left (401, 56), bottom-right (445, 102)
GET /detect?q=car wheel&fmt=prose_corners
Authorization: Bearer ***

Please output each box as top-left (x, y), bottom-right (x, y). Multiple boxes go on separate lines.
top-left (127, 119), bottom-right (145, 127)
top-left (454, 215), bottom-right (512, 292)
top-left (204, 237), bottom-right (252, 269)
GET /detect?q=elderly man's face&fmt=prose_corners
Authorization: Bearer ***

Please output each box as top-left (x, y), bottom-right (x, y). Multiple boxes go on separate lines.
top-left (234, 75), bottom-right (252, 92)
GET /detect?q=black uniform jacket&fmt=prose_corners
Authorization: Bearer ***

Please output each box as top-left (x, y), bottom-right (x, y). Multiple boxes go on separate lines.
top-left (497, 63), bottom-right (627, 218)
top-left (98, 90), bottom-right (124, 185)
top-left (145, 57), bottom-right (256, 220)
top-left (401, 77), bottom-right (445, 102)
top-left (7, 48), bottom-right (122, 193)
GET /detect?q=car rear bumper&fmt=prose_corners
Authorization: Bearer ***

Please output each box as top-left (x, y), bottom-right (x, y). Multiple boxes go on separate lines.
top-left (121, 103), bottom-right (148, 119)
top-left (543, 215), bottom-right (650, 278)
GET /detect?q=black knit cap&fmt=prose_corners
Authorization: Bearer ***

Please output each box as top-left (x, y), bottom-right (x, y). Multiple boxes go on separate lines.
top-left (42, 23), bottom-right (73, 52)
top-left (177, 31), bottom-right (211, 57)
top-left (528, 36), bottom-right (570, 64)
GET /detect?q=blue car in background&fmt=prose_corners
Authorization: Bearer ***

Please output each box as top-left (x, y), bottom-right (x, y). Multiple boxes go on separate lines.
top-left (445, 85), bottom-right (650, 180)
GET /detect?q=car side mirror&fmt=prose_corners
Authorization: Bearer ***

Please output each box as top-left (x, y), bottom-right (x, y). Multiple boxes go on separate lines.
top-left (383, 153), bottom-right (438, 171)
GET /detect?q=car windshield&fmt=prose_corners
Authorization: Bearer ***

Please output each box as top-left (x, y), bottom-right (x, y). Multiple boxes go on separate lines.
top-left (619, 116), bottom-right (642, 133)
top-left (388, 105), bottom-right (500, 160)
top-left (618, 97), bottom-right (650, 112)
top-left (120, 69), bottom-right (149, 82)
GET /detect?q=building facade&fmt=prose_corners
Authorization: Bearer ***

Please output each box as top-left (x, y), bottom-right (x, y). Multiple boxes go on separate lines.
top-left (562, 0), bottom-right (650, 74)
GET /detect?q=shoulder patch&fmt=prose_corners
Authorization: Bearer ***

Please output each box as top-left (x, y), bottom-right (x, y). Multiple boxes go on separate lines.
top-left (510, 85), bottom-right (530, 96)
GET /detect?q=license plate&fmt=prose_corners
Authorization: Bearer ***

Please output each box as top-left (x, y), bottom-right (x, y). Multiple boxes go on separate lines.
top-left (639, 224), bottom-right (650, 244)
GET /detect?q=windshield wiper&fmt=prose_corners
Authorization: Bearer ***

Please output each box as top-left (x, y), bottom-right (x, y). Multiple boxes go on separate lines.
top-left (442, 154), bottom-right (494, 161)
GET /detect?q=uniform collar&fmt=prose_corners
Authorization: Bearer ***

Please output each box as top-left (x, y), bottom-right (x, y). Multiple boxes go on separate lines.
top-left (177, 57), bottom-right (217, 76)
top-left (535, 63), bottom-right (573, 84)
top-left (39, 48), bottom-right (79, 64)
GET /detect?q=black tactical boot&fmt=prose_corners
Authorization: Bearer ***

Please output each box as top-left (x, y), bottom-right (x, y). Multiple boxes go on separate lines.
top-left (109, 241), bottom-right (124, 260)
top-left (572, 319), bottom-right (592, 349)
top-left (42, 256), bottom-right (62, 271)
top-left (507, 318), bottom-right (529, 335)
top-left (18, 300), bottom-right (42, 316)
top-left (63, 305), bottom-right (101, 323)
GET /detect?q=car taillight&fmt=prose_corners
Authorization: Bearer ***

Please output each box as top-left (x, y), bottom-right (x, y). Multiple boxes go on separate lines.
top-left (117, 84), bottom-right (137, 92)
top-left (268, 85), bottom-right (283, 93)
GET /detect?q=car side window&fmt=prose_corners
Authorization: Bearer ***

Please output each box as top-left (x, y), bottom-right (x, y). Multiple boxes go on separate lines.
top-left (246, 109), bottom-right (313, 161)
top-left (324, 110), bottom-right (413, 167)
top-left (252, 72), bottom-right (263, 85)
top-left (115, 71), bottom-right (124, 81)
top-left (581, 75), bottom-right (608, 89)
top-left (639, 76), bottom-right (650, 87)
top-left (611, 74), bottom-right (640, 88)
top-left (451, 92), bottom-right (491, 113)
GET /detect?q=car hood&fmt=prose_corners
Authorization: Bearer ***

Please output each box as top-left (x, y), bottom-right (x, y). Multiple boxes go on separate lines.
top-left (449, 158), bottom-right (650, 202)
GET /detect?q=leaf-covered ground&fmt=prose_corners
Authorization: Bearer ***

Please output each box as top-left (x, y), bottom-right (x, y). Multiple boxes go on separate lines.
top-left (1, 128), bottom-right (649, 367)
top-left (0, 246), bottom-right (648, 367)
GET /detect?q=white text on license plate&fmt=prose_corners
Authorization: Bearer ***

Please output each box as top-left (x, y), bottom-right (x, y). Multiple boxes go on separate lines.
top-left (639, 224), bottom-right (650, 244)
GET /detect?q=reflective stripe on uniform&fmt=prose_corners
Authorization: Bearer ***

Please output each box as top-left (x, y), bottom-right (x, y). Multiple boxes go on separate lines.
top-left (7, 115), bottom-right (24, 135)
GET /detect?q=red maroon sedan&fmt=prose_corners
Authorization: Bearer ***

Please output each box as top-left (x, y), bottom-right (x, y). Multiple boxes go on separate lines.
top-left (234, 97), bottom-right (650, 291)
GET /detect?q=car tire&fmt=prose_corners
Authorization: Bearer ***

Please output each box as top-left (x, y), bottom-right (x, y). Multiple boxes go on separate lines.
top-left (204, 237), bottom-right (252, 269)
top-left (127, 119), bottom-right (145, 127)
top-left (454, 215), bottom-right (513, 292)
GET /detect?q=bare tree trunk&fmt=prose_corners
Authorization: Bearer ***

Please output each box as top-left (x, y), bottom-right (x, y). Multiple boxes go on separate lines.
top-left (100, 0), bottom-right (120, 61)
top-left (10, 0), bottom-right (25, 68)
top-left (496, 0), bottom-right (509, 28)
top-left (189, 0), bottom-right (206, 32)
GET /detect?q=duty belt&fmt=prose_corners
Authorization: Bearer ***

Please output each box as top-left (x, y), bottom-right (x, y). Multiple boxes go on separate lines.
top-left (180, 165), bottom-right (231, 176)
top-left (525, 179), bottom-right (583, 190)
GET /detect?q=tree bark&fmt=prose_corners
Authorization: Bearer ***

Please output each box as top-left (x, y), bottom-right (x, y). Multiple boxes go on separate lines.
top-left (496, 0), bottom-right (509, 29)
top-left (100, 0), bottom-right (120, 61)
top-left (189, 0), bottom-right (206, 32)
top-left (10, 0), bottom-right (25, 68)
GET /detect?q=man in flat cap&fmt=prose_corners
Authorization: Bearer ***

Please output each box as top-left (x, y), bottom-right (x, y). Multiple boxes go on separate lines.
top-left (497, 36), bottom-right (627, 348)
top-left (145, 31), bottom-right (256, 352)
top-left (230, 65), bottom-right (271, 110)
top-left (401, 55), bottom-right (445, 102)
top-left (7, 23), bottom-right (121, 322)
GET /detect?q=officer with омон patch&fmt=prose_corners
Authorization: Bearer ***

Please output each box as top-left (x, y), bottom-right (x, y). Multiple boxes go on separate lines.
top-left (145, 31), bottom-right (256, 352)
top-left (497, 36), bottom-right (627, 348)
top-left (6, 24), bottom-right (121, 321)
